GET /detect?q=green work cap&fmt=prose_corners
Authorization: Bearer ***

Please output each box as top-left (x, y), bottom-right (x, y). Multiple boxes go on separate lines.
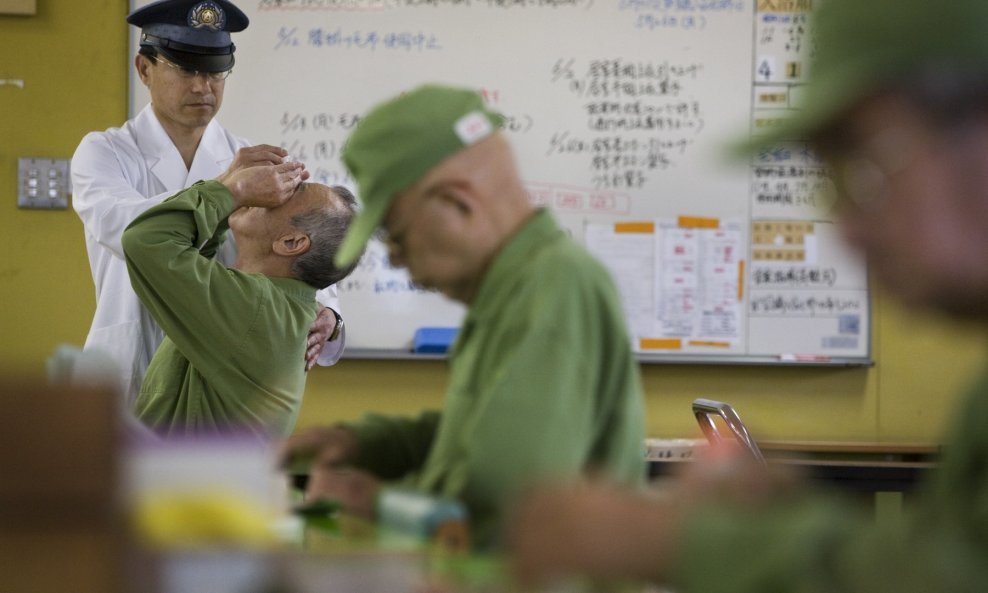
top-left (334, 84), bottom-right (505, 268)
top-left (739, 0), bottom-right (988, 153)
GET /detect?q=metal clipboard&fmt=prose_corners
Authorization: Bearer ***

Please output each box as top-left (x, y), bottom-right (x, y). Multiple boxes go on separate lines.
top-left (692, 398), bottom-right (766, 465)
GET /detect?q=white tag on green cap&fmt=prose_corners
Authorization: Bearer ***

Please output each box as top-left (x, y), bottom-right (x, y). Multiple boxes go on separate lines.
top-left (454, 111), bottom-right (493, 145)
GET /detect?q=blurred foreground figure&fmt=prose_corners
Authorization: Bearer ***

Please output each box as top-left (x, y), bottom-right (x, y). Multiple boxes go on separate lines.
top-left (508, 1), bottom-right (988, 591)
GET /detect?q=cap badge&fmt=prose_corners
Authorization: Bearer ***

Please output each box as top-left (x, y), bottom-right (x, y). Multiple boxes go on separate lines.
top-left (188, 1), bottom-right (226, 31)
top-left (454, 111), bottom-right (493, 146)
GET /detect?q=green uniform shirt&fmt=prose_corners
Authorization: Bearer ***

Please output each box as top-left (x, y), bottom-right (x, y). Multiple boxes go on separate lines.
top-left (673, 366), bottom-right (988, 593)
top-left (351, 209), bottom-right (646, 547)
top-left (122, 180), bottom-right (318, 438)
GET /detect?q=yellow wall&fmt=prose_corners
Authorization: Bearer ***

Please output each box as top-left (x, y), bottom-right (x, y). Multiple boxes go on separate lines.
top-left (3, 0), bottom-right (986, 444)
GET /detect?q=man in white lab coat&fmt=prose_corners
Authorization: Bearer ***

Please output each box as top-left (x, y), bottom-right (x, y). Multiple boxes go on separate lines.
top-left (72, 0), bottom-right (345, 403)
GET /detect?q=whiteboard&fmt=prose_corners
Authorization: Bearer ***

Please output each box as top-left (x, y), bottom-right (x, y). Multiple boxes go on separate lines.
top-left (130, 0), bottom-right (871, 365)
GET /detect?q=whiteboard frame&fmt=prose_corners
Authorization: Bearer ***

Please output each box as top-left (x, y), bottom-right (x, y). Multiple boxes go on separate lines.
top-left (346, 348), bottom-right (872, 367)
top-left (126, 0), bottom-right (873, 367)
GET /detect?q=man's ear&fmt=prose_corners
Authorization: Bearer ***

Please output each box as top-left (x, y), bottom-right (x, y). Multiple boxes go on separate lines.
top-left (273, 232), bottom-right (311, 257)
top-left (135, 54), bottom-right (153, 86)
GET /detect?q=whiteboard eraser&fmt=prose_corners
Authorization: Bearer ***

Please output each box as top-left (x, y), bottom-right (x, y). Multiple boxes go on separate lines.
top-left (413, 327), bottom-right (459, 353)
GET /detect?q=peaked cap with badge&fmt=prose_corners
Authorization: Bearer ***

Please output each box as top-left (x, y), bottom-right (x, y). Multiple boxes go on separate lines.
top-left (128, 0), bottom-right (249, 73)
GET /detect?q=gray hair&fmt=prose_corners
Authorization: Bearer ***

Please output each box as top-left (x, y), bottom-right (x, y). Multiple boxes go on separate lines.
top-left (290, 185), bottom-right (362, 289)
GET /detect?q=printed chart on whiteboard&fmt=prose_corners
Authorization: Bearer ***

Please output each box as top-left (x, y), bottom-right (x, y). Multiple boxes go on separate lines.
top-left (582, 0), bottom-right (868, 363)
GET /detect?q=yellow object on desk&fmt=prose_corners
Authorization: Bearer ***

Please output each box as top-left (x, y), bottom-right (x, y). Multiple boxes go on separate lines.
top-left (134, 489), bottom-right (280, 549)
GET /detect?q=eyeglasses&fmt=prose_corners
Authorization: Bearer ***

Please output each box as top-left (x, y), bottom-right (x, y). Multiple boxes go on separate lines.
top-left (829, 156), bottom-right (890, 212)
top-left (376, 187), bottom-right (446, 260)
top-left (155, 57), bottom-right (231, 82)
top-left (376, 201), bottom-right (416, 260)
top-left (824, 126), bottom-right (921, 213)
top-left (375, 223), bottom-right (407, 260)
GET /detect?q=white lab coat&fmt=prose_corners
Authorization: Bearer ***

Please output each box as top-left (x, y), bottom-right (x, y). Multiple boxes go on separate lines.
top-left (71, 104), bottom-right (345, 403)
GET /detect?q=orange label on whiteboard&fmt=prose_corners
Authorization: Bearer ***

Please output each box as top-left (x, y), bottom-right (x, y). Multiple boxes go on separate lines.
top-left (614, 222), bottom-right (655, 234)
top-left (738, 260), bottom-right (745, 301)
top-left (640, 338), bottom-right (683, 350)
top-left (677, 216), bottom-right (719, 229)
top-left (687, 340), bottom-right (731, 348)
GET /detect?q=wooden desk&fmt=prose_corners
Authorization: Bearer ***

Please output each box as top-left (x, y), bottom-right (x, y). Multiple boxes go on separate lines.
top-left (648, 440), bottom-right (940, 496)
top-left (758, 440), bottom-right (939, 459)
top-left (760, 440), bottom-right (938, 495)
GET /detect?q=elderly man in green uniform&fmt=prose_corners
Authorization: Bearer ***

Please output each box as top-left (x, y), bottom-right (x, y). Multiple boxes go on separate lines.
top-left (507, 1), bottom-right (988, 591)
top-left (280, 85), bottom-right (646, 547)
top-left (123, 161), bottom-right (359, 438)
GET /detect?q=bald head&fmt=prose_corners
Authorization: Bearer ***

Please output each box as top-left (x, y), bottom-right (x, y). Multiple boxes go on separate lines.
top-left (380, 132), bottom-right (535, 304)
top-left (415, 132), bottom-right (533, 239)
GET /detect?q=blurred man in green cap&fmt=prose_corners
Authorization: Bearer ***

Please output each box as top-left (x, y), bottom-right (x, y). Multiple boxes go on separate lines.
top-left (506, 0), bottom-right (988, 591)
top-left (279, 84), bottom-right (646, 547)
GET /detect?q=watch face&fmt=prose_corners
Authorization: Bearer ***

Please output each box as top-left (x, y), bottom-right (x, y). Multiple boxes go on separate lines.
top-left (329, 311), bottom-right (343, 341)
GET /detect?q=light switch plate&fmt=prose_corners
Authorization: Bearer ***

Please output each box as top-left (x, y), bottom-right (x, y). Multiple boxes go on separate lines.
top-left (0, 0), bottom-right (36, 15)
top-left (18, 157), bottom-right (71, 210)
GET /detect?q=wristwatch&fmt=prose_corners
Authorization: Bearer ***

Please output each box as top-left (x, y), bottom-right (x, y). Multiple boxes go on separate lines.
top-left (328, 309), bottom-right (344, 342)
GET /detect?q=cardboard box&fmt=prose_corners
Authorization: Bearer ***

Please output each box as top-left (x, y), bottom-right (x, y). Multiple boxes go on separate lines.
top-left (0, 380), bottom-right (124, 593)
